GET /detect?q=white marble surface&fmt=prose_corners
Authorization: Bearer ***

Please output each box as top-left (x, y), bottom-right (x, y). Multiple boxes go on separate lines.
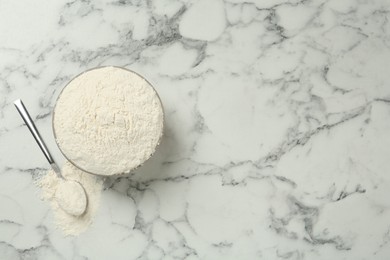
top-left (1, 0), bottom-right (390, 259)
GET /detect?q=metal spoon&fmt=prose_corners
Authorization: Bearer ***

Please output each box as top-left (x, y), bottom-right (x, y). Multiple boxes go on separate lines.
top-left (14, 99), bottom-right (87, 216)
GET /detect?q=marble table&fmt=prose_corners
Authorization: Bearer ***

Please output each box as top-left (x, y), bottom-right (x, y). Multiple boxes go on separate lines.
top-left (1, 0), bottom-right (390, 259)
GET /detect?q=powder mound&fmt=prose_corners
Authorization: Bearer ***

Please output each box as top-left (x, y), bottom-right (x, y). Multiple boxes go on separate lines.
top-left (53, 66), bottom-right (164, 176)
top-left (55, 180), bottom-right (87, 216)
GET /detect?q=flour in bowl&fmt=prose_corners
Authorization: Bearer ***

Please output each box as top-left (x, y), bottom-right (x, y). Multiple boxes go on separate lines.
top-left (53, 66), bottom-right (164, 176)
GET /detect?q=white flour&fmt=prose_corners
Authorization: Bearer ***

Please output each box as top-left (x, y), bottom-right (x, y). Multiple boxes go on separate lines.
top-left (53, 66), bottom-right (164, 176)
top-left (38, 161), bottom-right (103, 236)
top-left (55, 180), bottom-right (87, 216)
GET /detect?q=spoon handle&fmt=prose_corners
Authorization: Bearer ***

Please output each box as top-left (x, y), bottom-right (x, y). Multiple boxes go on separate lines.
top-left (14, 99), bottom-right (61, 176)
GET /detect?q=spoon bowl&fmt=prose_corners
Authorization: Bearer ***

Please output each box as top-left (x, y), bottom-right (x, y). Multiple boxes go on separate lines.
top-left (55, 179), bottom-right (87, 216)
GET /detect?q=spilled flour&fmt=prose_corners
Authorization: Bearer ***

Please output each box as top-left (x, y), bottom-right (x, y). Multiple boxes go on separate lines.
top-left (38, 161), bottom-right (103, 236)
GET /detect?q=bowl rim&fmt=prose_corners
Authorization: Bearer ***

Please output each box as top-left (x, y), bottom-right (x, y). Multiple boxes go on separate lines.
top-left (52, 65), bottom-right (165, 177)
